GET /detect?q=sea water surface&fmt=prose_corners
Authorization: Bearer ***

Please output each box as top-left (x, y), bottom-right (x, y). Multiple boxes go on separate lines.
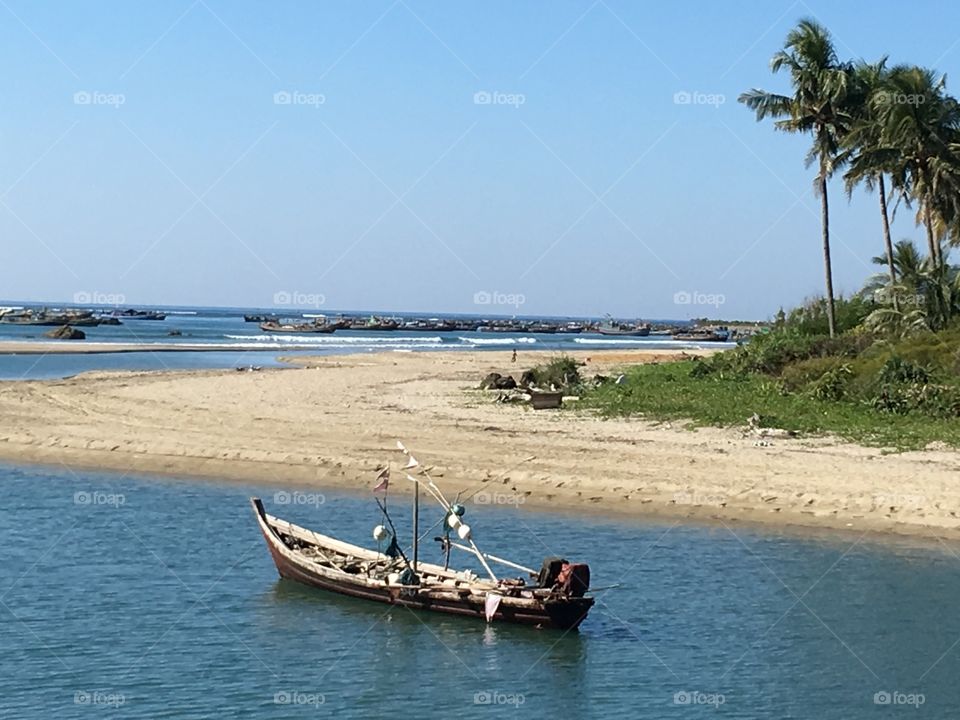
top-left (0, 304), bottom-right (734, 379)
top-left (1, 463), bottom-right (958, 718)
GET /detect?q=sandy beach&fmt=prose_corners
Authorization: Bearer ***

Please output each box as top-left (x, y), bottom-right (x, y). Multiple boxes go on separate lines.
top-left (1, 347), bottom-right (958, 540)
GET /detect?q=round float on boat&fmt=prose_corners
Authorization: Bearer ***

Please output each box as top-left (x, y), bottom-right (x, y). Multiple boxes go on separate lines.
top-left (373, 524), bottom-right (388, 541)
top-left (457, 523), bottom-right (472, 540)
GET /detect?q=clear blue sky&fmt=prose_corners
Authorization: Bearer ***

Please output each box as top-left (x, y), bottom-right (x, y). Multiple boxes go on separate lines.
top-left (1, 0), bottom-right (958, 319)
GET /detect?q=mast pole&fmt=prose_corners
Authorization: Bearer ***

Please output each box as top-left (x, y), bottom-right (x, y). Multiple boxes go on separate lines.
top-left (412, 476), bottom-right (419, 573)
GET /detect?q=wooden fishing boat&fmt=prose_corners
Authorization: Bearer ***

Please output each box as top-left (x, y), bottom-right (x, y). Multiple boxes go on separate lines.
top-left (110, 309), bottom-right (166, 320)
top-left (596, 324), bottom-right (650, 337)
top-left (348, 317), bottom-right (401, 331)
top-left (259, 320), bottom-right (337, 334)
top-left (252, 443), bottom-right (597, 630)
top-left (526, 322), bottom-right (559, 334)
top-left (673, 327), bottom-right (730, 342)
top-left (0, 309), bottom-right (101, 326)
top-left (252, 500), bottom-right (593, 629)
top-left (476, 323), bottom-right (525, 333)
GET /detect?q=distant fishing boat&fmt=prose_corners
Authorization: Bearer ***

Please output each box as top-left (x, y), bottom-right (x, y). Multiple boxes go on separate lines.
top-left (348, 316), bottom-right (401, 331)
top-left (402, 318), bottom-right (479, 332)
top-left (403, 319), bottom-right (453, 331)
top-left (110, 309), bottom-right (166, 321)
top-left (244, 314), bottom-right (278, 323)
top-left (526, 322), bottom-right (558, 334)
top-left (252, 443), bottom-right (596, 630)
top-left (673, 327), bottom-right (730, 342)
top-left (0, 309), bottom-right (102, 326)
top-left (259, 320), bottom-right (338, 334)
top-left (596, 319), bottom-right (650, 336)
top-left (476, 322), bottom-right (525, 333)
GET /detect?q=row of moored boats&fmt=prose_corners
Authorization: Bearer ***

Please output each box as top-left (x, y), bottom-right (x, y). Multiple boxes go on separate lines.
top-left (251, 314), bottom-right (732, 341)
top-left (0, 308), bottom-right (166, 326)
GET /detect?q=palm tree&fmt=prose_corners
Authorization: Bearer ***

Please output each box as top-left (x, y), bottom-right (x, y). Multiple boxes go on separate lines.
top-left (740, 19), bottom-right (854, 337)
top-left (875, 66), bottom-right (960, 270)
top-left (842, 59), bottom-right (903, 307)
top-left (863, 239), bottom-right (958, 332)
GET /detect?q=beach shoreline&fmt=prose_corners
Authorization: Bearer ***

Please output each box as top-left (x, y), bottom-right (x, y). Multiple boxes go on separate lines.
top-left (1, 348), bottom-right (958, 541)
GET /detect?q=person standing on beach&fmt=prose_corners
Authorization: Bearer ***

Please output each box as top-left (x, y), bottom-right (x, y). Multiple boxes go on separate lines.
top-left (511, 349), bottom-right (517, 363)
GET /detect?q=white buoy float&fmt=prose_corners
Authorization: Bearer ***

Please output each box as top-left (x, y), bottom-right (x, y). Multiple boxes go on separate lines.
top-left (373, 525), bottom-right (389, 542)
top-left (447, 514), bottom-right (462, 529)
top-left (457, 523), bottom-right (472, 541)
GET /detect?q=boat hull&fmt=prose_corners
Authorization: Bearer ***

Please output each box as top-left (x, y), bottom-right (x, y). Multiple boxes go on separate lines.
top-left (252, 499), bottom-right (592, 630)
top-left (596, 327), bottom-right (650, 336)
top-left (259, 323), bottom-right (337, 334)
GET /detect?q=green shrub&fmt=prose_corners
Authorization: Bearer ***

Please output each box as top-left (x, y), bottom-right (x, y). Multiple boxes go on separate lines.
top-left (866, 357), bottom-right (960, 417)
top-left (526, 355), bottom-right (582, 391)
top-left (809, 363), bottom-right (853, 401)
top-left (780, 357), bottom-right (845, 392)
top-left (689, 358), bottom-right (713, 378)
top-left (877, 357), bottom-right (930, 385)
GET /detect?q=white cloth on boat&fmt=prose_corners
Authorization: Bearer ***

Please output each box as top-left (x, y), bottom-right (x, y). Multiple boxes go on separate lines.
top-left (485, 593), bottom-right (503, 622)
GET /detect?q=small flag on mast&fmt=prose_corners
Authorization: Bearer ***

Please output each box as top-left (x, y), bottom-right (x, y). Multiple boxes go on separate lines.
top-left (373, 467), bottom-right (390, 493)
top-left (404, 455), bottom-right (419, 470)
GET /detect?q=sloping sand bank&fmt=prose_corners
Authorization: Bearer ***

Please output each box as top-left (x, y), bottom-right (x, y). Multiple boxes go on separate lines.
top-left (1, 349), bottom-right (957, 539)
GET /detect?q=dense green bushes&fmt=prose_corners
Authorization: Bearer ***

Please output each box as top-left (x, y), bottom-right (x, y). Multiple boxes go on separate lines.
top-left (694, 327), bottom-right (960, 419)
top-left (579, 317), bottom-right (960, 448)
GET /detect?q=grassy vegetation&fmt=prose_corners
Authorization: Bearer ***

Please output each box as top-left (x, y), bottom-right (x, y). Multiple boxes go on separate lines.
top-left (579, 320), bottom-right (960, 451)
top-left (524, 355), bottom-right (583, 391)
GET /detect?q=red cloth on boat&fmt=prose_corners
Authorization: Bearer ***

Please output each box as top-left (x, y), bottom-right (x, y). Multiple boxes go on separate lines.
top-left (556, 563), bottom-right (590, 597)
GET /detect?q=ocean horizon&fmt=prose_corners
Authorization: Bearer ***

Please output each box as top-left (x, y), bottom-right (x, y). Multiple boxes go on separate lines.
top-left (0, 301), bottom-right (737, 379)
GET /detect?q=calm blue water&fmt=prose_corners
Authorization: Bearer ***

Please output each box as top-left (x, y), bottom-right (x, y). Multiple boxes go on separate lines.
top-left (0, 350), bottom-right (293, 380)
top-left (0, 304), bottom-right (733, 379)
top-left (1, 463), bottom-right (958, 718)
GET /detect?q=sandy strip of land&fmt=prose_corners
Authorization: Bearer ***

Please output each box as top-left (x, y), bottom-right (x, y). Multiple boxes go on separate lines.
top-left (1, 348), bottom-right (958, 540)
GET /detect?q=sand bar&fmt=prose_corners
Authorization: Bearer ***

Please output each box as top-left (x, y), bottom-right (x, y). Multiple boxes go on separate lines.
top-left (0, 348), bottom-right (957, 540)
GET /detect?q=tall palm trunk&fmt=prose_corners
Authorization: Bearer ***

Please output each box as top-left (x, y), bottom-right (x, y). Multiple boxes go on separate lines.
top-left (877, 175), bottom-right (898, 311)
top-left (923, 202), bottom-right (942, 269)
top-left (922, 203), bottom-right (949, 328)
top-left (819, 175), bottom-right (837, 337)
top-left (919, 163), bottom-right (942, 269)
